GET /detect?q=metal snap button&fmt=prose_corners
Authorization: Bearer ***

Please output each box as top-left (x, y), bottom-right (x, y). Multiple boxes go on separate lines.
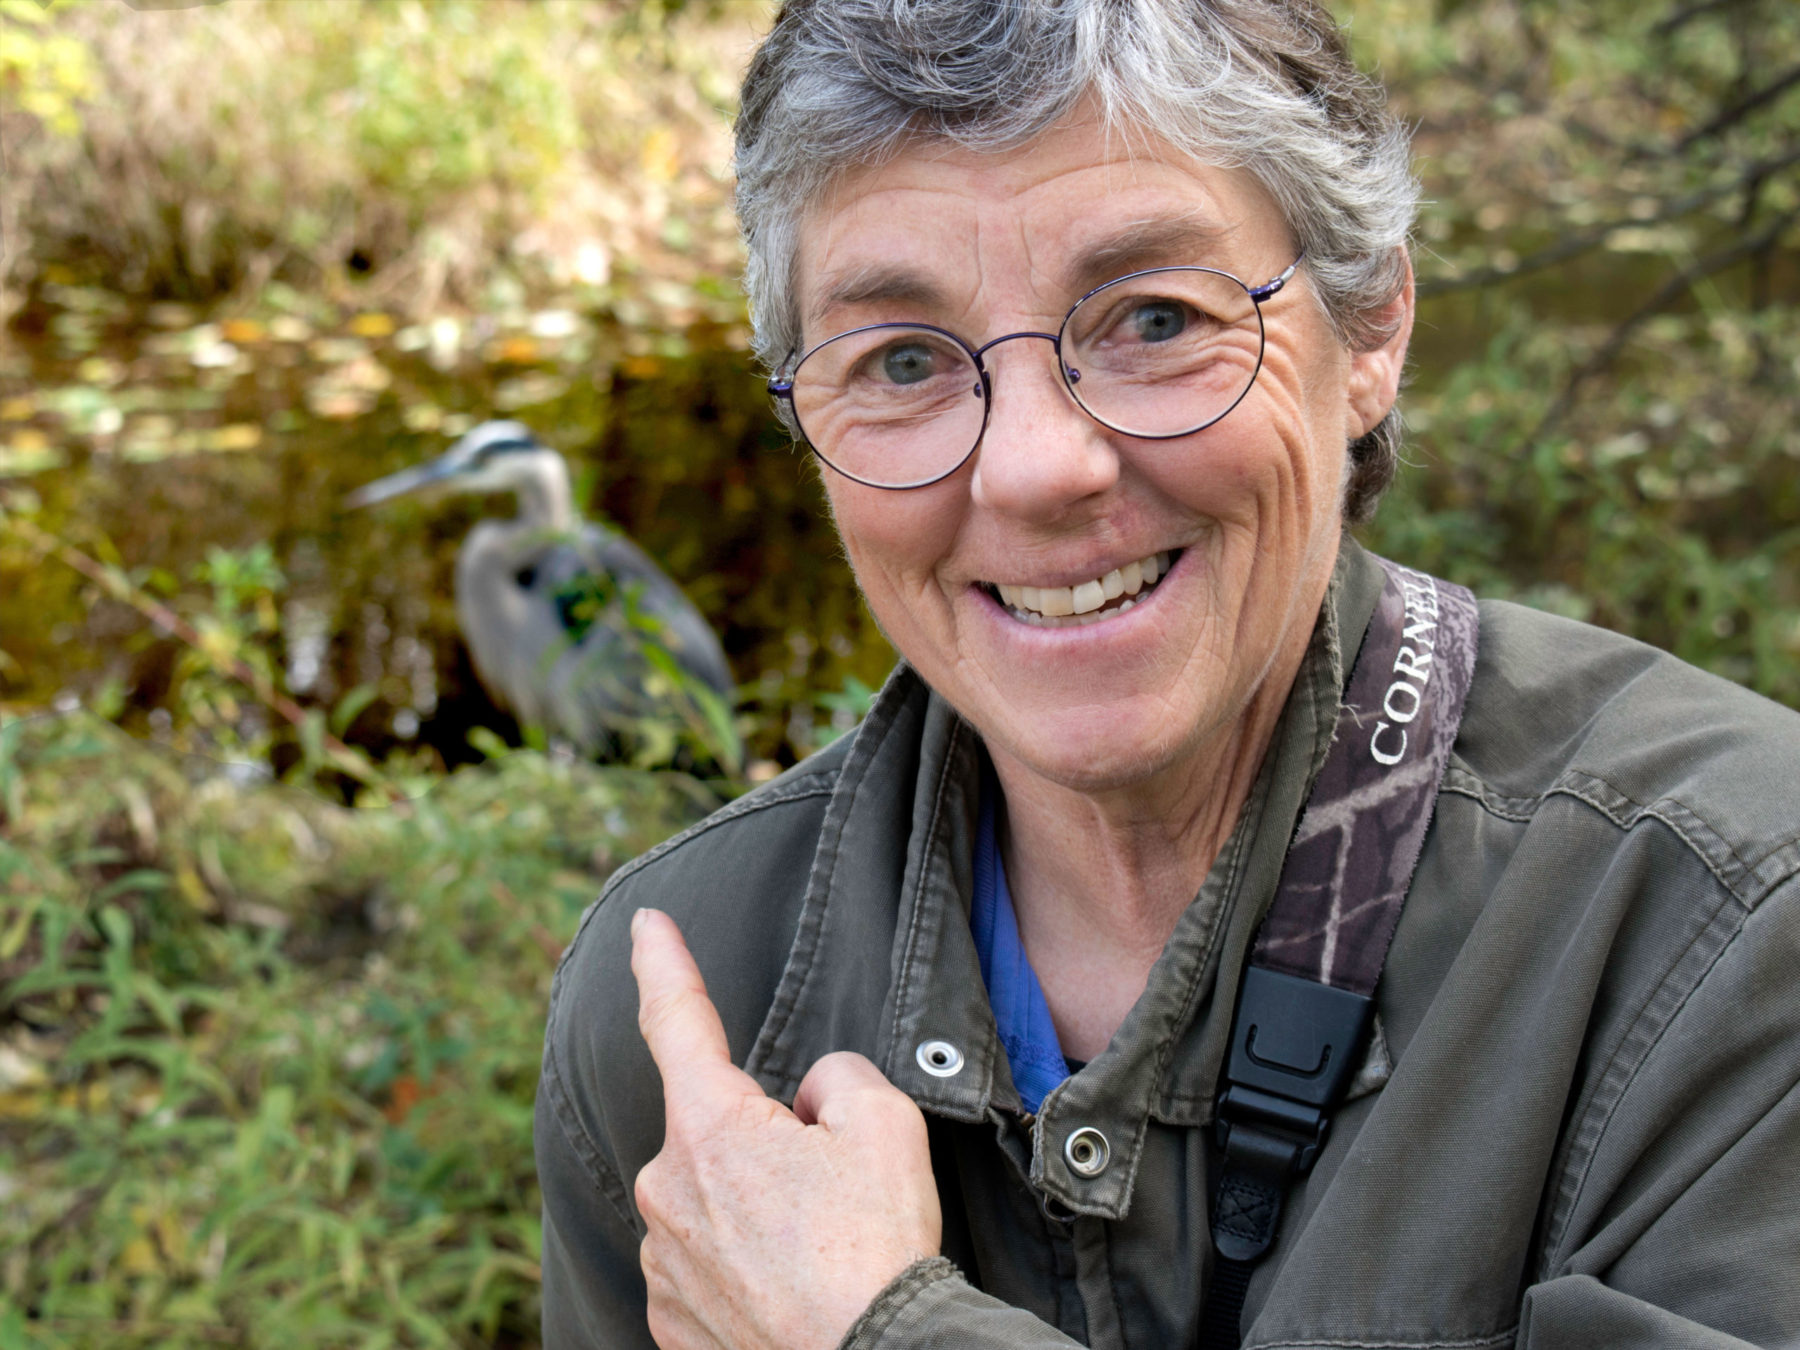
top-left (916, 1039), bottom-right (964, 1078)
top-left (1063, 1126), bottom-right (1111, 1178)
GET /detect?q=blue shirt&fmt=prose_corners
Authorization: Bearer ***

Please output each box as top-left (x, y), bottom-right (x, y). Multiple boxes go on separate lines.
top-left (970, 785), bottom-right (1070, 1113)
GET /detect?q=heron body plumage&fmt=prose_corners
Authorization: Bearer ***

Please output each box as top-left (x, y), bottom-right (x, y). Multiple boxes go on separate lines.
top-left (349, 421), bottom-right (735, 760)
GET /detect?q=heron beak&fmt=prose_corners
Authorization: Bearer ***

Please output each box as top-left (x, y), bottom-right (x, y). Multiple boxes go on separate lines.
top-left (343, 457), bottom-right (459, 510)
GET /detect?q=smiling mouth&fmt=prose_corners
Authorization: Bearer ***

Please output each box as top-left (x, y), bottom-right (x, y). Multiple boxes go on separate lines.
top-left (983, 550), bottom-right (1179, 627)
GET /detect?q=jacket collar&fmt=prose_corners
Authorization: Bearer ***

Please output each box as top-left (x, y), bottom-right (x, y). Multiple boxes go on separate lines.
top-left (746, 539), bottom-right (1387, 1219)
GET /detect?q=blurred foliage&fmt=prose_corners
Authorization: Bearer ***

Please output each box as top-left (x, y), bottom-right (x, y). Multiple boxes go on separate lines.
top-left (0, 0), bottom-right (94, 138)
top-left (0, 0), bottom-right (752, 309)
top-left (0, 711), bottom-right (717, 1347)
top-left (1350, 0), bottom-right (1800, 707)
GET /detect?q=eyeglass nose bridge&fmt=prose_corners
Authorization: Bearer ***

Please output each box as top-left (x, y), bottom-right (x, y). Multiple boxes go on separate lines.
top-left (968, 329), bottom-right (1081, 398)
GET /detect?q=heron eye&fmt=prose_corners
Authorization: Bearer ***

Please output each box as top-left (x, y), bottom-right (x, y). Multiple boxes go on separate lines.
top-left (1130, 300), bottom-right (1189, 343)
top-left (513, 564), bottom-right (538, 589)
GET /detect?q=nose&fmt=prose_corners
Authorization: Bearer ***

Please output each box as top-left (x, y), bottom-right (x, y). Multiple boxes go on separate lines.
top-left (968, 333), bottom-right (1119, 519)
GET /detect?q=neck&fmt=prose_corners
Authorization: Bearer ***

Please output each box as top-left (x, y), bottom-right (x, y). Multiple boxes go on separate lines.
top-left (513, 453), bottom-right (575, 532)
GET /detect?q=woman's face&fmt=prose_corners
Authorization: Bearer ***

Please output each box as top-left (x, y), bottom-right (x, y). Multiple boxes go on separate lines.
top-left (795, 115), bottom-right (1409, 795)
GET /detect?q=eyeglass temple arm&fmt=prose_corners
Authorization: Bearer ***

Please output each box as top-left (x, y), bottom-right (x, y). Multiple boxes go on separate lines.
top-left (1248, 251), bottom-right (1307, 304)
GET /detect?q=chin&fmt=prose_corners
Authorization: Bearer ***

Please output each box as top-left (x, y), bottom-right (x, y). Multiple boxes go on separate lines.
top-left (981, 696), bottom-right (1212, 795)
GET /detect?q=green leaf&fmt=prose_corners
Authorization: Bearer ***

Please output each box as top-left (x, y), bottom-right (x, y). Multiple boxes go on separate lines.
top-left (331, 683), bottom-right (381, 736)
top-left (465, 726), bottom-right (512, 760)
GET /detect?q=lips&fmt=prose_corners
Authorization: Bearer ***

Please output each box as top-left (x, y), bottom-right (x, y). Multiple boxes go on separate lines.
top-left (984, 549), bottom-right (1177, 627)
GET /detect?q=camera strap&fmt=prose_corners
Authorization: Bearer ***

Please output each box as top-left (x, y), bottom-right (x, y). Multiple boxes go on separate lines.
top-left (1196, 557), bottom-right (1480, 1349)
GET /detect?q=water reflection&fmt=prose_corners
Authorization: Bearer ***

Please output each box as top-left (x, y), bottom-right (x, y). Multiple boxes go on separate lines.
top-left (0, 291), bottom-right (896, 772)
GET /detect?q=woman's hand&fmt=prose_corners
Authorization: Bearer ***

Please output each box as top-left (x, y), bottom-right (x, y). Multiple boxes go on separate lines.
top-left (630, 907), bottom-right (943, 1350)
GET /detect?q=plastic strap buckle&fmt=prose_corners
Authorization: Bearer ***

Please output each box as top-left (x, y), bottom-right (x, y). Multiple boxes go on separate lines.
top-left (1209, 967), bottom-right (1374, 1262)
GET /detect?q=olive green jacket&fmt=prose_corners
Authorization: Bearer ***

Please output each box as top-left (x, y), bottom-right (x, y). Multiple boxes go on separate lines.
top-left (535, 542), bottom-right (1800, 1349)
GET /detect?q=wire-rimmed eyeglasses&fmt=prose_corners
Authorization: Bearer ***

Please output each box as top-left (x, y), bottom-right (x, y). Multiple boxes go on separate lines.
top-left (768, 254), bottom-right (1305, 490)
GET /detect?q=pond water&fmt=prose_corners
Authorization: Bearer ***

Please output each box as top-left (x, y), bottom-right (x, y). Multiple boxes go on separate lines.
top-left (0, 286), bottom-right (895, 773)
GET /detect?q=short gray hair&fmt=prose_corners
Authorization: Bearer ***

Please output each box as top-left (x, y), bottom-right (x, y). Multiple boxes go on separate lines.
top-left (736, 0), bottom-right (1417, 522)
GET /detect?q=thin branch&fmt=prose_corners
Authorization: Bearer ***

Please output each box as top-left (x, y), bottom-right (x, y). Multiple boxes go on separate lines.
top-left (1675, 64), bottom-right (1800, 151)
top-left (1417, 144), bottom-right (1800, 299)
top-left (1653, 0), bottom-right (1758, 38)
top-left (1530, 204), bottom-right (1800, 446)
top-left (0, 512), bottom-right (399, 799)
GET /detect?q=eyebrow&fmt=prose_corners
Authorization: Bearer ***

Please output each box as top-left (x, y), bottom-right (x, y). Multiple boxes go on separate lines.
top-left (1064, 216), bottom-right (1239, 294)
top-left (808, 265), bottom-right (951, 328)
top-left (804, 214), bottom-right (1244, 333)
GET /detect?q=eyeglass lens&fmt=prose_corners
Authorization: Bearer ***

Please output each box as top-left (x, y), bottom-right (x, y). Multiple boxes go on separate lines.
top-left (789, 267), bottom-right (1266, 489)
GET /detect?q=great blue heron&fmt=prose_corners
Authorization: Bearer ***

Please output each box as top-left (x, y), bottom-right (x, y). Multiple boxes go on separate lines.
top-left (347, 420), bottom-right (736, 763)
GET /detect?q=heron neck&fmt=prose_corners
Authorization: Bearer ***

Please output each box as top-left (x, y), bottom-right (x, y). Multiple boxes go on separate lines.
top-left (515, 460), bottom-right (575, 533)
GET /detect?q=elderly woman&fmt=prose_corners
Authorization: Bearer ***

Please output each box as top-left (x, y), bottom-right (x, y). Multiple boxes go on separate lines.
top-left (535, 2), bottom-right (1800, 1348)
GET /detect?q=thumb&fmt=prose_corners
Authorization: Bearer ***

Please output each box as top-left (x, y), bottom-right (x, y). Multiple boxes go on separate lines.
top-left (792, 1050), bottom-right (911, 1130)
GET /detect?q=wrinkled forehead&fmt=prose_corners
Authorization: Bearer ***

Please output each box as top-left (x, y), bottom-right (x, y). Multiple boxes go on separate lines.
top-left (791, 114), bottom-right (1288, 336)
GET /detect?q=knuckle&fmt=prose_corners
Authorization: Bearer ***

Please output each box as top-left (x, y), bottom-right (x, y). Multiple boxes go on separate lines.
top-left (633, 1160), bottom-right (665, 1221)
top-left (817, 1049), bottom-right (876, 1080)
top-left (639, 1231), bottom-right (669, 1285)
top-left (644, 1303), bottom-right (680, 1350)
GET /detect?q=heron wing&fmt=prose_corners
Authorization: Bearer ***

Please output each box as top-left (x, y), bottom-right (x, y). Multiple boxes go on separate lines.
top-left (567, 525), bottom-right (735, 698)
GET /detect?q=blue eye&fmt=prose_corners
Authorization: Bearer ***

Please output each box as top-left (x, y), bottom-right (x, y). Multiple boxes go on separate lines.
top-left (882, 343), bottom-right (937, 385)
top-left (1131, 301), bottom-right (1189, 343)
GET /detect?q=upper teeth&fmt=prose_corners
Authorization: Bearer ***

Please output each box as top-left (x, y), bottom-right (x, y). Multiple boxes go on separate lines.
top-left (995, 551), bottom-right (1172, 620)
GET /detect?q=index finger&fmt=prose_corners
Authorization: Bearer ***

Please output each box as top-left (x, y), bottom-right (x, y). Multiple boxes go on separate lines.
top-left (630, 908), bottom-right (737, 1105)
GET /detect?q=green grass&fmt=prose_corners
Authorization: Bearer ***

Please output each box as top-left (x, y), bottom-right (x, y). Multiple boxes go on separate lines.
top-left (0, 712), bottom-right (717, 1347)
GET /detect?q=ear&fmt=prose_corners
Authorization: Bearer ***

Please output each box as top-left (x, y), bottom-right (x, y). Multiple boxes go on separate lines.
top-left (1344, 253), bottom-right (1415, 442)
